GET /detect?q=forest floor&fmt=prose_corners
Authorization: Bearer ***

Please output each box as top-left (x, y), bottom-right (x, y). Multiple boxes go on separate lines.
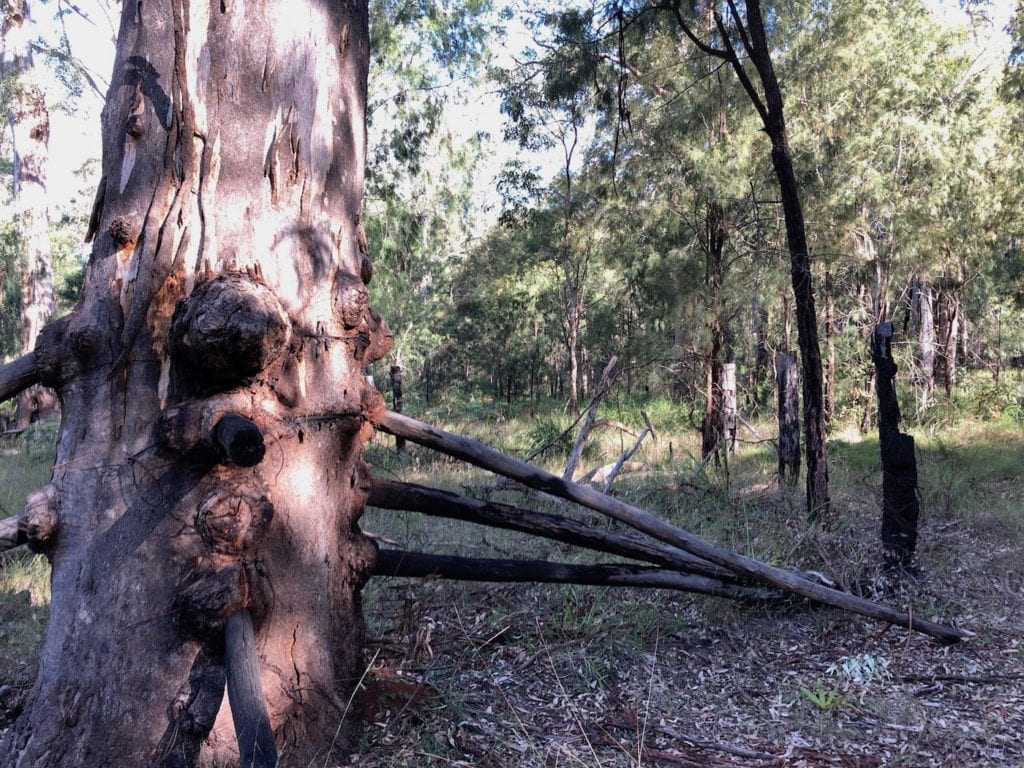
top-left (0, 407), bottom-right (1022, 767)
top-left (349, 409), bottom-right (1024, 768)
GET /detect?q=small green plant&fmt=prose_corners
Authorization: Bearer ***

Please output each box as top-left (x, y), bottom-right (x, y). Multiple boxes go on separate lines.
top-left (800, 678), bottom-right (845, 712)
top-left (526, 417), bottom-right (572, 460)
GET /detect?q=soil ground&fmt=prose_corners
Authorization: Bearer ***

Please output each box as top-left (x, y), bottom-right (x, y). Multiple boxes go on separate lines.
top-left (1, 416), bottom-right (1022, 767)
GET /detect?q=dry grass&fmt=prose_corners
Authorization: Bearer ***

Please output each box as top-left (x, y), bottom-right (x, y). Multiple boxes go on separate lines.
top-left (352, 409), bottom-right (1024, 768)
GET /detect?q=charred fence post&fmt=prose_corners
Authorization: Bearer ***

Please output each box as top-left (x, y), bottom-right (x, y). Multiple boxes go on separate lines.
top-left (871, 323), bottom-right (920, 571)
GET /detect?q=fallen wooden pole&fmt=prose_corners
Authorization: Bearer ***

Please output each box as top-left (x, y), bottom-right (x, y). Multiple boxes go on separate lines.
top-left (368, 479), bottom-right (735, 582)
top-left (0, 353), bottom-right (39, 405)
top-left (0, 516), bottom-right (25, 552)
top-left (373, 549), bottom-right (782, 601)
top-left (371, 410), bottom-right (969, 643)
top-left (225, 610), bottom-right (278, 768)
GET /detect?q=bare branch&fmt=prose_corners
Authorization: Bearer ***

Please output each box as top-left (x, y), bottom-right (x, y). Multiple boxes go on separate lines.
top-left (372, 549), bottom-right (781, 602)
top-left (603, 412), bottom-right (654, 493)
top-left (654, 1), bottom-right (729, 59)
top-left (713, 7), bottom-right (769, 125)
top-left (564, 355), bottom-right (617, 480)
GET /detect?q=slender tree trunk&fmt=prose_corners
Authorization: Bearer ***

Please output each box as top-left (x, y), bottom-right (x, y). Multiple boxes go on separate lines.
top-left (2, 2), bottom-right (390, 766)
top-left (824, 269), bottom-right (835, 424)
top-left (776, 351), bottom-right (800, 486)
top-left (911, 278), bottom-right (936, 409)
top-left (936, 285), bottom-right (960, 398)
top-left (745, 0), bottom-right (829, 517)
top-left (1, 0), bottom-right (58, 429)
top-left (670, 327), bottom-right (687, 401)
top-left (390, 364), bottom-right (406, 453)
top-left (700, 201), bottom-right (727, 464)
top-left (721, 361), bottom-right (737, 455)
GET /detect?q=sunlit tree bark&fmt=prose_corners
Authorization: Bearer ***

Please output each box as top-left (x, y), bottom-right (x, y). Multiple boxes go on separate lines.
top-left (0, 1), bottom-right (390, 765)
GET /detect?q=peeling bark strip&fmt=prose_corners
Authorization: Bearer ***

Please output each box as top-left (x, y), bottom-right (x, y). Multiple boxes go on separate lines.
top-left (372, 411), bottom-right (968, 643)
top-left (2, 2), bottom-right (389, 766)
top-left (872, 324), bottom-right (920, 569)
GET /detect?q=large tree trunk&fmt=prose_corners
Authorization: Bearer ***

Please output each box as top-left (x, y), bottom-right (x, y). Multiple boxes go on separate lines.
top-left (1, 0), bottom-right (58, 429)
top-left (1, 2), bottom-right (390, 766)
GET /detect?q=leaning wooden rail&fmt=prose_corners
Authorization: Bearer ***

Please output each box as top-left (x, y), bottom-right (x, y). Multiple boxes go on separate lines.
top-left (0, 352), bottom-right (39, 404)
top-left (373, 549), bottom-right (782, 601)
top-left (368, 478), bottom-right (736, 582)
top-left (0, 516), bottom-right (24, 551)
top-left (370, 409), bottom-right (970, 644)
top-left (225, 610), bottom-right (278, 768)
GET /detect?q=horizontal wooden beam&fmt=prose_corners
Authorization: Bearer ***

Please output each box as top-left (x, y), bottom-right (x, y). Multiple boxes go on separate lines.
top-left (372, 549), bottom-right (782, 601)
top-left (0, 516), bottom-right (25, 552)
top-left (368, 478), bottom-right (735, 582)
top-left (0, 353), bottom-right (39, 404)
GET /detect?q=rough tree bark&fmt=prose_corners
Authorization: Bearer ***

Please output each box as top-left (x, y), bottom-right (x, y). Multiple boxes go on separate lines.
top-left (1, 1), bottom-right (391, 766)
top-left (1, 0), bottom-right (58, 429)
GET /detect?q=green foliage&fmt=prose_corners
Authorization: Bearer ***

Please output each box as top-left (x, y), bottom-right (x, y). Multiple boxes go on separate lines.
top-left (800, 678), bottom-right (846, 712)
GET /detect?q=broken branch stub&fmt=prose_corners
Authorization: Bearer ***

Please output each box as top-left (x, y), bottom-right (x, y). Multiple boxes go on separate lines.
top-left (19, 485), bottom-right (58, 554)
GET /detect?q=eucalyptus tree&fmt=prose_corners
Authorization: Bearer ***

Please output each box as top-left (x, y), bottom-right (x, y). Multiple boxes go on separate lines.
top-left (364, 0), bottom-right (493, 399)
top-left (1, 0), bottom-right (57, 426)
top-left (0, 1), bottom-right (392, 765)
top-left (496, 5), bottom-right (612, 413)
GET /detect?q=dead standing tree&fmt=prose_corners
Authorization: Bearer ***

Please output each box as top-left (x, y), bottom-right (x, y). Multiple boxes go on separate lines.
top-left (871, 323), bottom-right (920, 570)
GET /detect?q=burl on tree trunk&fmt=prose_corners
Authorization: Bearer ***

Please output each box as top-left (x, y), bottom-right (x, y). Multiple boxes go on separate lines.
top-left (1, 2), bottom-right (391, 767)
top-left (871, 323), bottom-right (920, 569)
